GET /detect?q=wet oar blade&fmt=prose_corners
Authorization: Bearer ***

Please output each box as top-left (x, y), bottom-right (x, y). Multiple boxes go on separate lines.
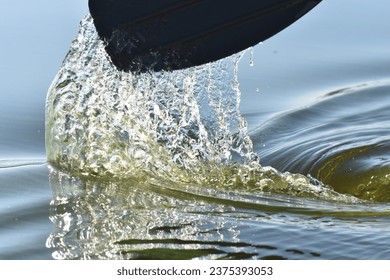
top-left (89, 0), bottom-right (322, 72)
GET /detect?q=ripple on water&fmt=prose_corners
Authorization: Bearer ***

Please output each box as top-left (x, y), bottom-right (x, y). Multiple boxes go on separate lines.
top-left (45, 165), bottom-right (390, 260)
top-left (253, 80), bottom-right (390, 202)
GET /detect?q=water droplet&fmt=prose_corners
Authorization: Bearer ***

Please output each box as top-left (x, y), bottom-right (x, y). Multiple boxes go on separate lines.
top-left (249, 47), bottom-right (254, 67)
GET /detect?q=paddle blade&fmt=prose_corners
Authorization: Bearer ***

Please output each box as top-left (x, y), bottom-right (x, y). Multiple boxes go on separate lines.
top-left (89, 0), bottom-right (322, 72)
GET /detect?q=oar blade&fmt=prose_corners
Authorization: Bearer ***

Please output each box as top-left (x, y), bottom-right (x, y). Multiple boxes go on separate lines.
top-left (89, 0), bottom-right (322, 72)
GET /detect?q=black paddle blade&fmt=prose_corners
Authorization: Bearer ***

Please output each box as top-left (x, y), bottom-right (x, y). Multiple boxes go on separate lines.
top-left (89, 0), bottom-right (322, 72)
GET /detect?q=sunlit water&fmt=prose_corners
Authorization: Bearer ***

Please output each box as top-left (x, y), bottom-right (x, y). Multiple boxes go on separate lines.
top-left (1, 1), bottom-right (390, 260)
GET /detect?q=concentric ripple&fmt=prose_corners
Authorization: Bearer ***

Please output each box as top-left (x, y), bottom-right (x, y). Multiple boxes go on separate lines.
top-left (253, 81), bottom-right (390, 202)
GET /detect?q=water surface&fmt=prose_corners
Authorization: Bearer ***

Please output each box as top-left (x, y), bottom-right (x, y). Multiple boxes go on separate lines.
top-left (1, 0), bottom-right (390, 259)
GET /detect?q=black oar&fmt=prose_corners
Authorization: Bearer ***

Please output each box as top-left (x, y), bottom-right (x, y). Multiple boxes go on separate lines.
top-left (89, 0), bottom-right (322, 72)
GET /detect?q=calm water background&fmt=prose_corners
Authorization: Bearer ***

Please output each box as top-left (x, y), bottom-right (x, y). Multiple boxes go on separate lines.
top-left (1, 0), bottom-right (390, 259)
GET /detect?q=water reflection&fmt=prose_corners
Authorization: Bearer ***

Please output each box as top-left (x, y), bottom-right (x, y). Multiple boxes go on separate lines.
top-left (46, 164), bottom-right (390, 260)
top-left (46, 166), bottom-right (258, 259)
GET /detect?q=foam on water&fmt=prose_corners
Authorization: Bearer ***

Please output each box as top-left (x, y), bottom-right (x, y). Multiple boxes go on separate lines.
top-left (45, 15), bottom-right (358, 202)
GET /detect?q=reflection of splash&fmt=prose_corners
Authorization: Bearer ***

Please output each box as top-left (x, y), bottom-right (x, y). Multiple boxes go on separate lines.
top-left (45, 166), bottom-right (271, 260)
top-left (46, 166), bottom-right (390, 260)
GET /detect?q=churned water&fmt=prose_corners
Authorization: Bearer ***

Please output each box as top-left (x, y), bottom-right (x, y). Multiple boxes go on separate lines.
top-left (1, 0), bottom-right (390, 259)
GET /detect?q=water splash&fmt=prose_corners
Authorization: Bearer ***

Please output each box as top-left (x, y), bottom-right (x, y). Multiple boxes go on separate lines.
top-left (45, 15), bottom-right (358, 202)
top-left (46, 15), bottom-right (253, 176)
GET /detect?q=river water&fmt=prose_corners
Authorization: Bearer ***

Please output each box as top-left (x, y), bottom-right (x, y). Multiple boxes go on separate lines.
top-left (1, 0), bottom-right (390, 259)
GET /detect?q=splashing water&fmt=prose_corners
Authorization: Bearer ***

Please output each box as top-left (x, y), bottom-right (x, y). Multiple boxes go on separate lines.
top-left (45, 15), bottom-right (358, 202)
